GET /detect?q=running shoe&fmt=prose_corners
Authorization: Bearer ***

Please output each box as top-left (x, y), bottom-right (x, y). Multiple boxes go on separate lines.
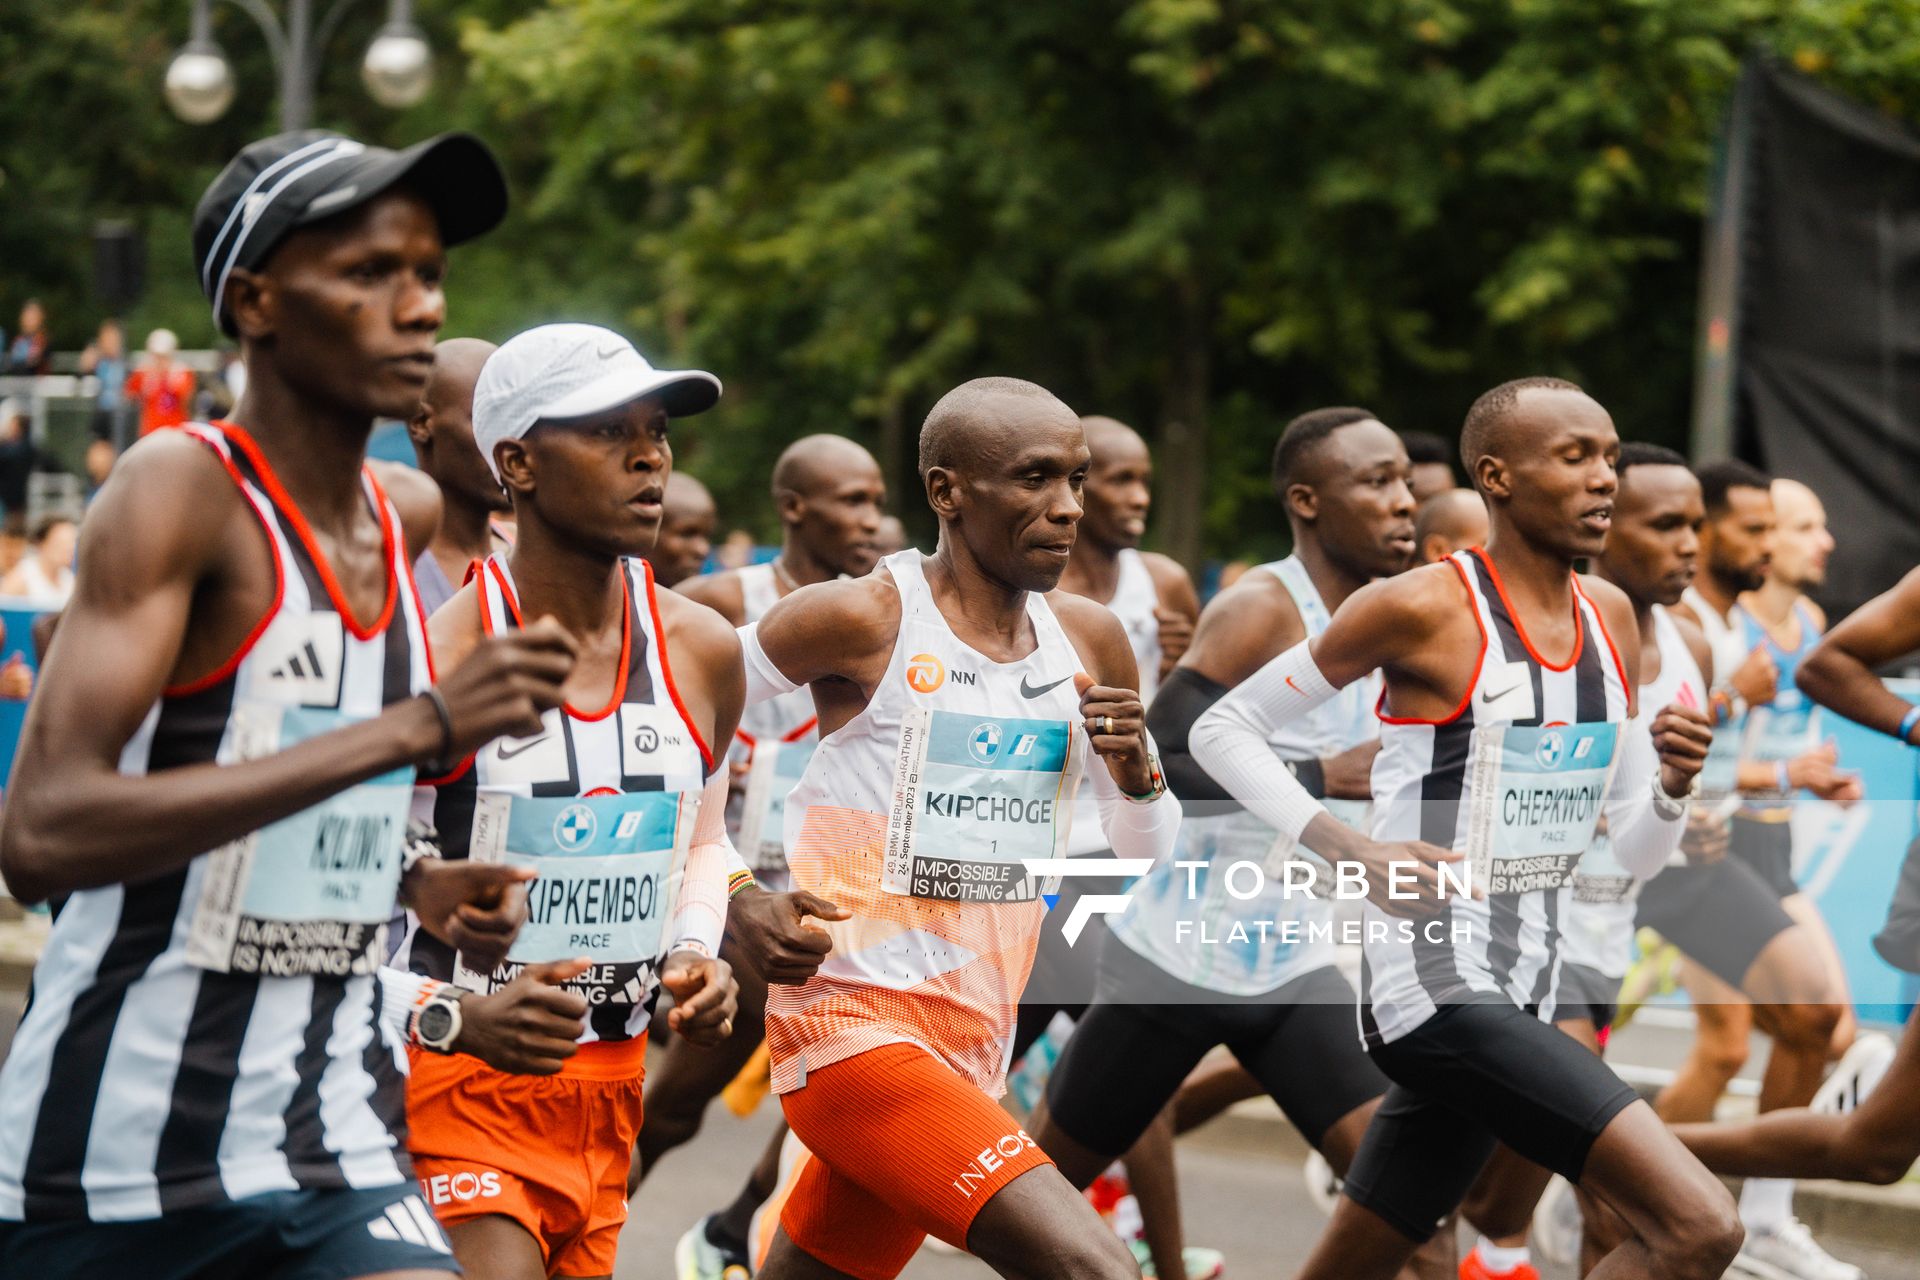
top-left (1129, 1239), bottom-right (1226, 1280)
top-left (1457, 1247), bottom-right (1540, 1280)
top-left (1614, 928), bottom-right (1681, 1028)
top-left (1301, 1148), bottom-right (1342, 1217)
top-left (1812, 1032), bottom-right (1896, 1116)
top-left (1529, 1175), bottom-right (1581, 1267)
top-left (675, 1214), bottom-right (752, 1280)
top-left (1730, 1218), bottom-right (1864, 1280)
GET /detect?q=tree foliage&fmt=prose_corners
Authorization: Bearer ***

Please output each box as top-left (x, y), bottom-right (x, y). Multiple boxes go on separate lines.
top-left (8, 1), bottom-right (1920, 558)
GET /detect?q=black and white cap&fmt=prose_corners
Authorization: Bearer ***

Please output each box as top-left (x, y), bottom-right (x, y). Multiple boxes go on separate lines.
top-left (193, 129), bottom-right (508, 335)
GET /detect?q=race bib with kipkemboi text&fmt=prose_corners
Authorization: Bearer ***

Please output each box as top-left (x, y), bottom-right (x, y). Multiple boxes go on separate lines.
top-left (186, 702), bottom-right (411, 976)
top-left (1465, 721), bottom-right (1619, 896)
top-left (883, 707), bottom-right (1079, 902)
top-left (455, 788), bottom-right (690, 1004)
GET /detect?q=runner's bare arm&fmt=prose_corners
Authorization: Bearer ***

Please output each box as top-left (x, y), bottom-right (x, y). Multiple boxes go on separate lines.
top-left (744, 573), bottom-right (901, 733)
top-left (0, 439), bottom-right (577, 905)
top-left (1799, 566), bottom-right (1920, 742)
top-left (1142, 550), bottom-right (1201, 677)
top-left (1578, 574), bottom-right (1644, 718)
top-left (1670, 612), bottom-right (1717, 690)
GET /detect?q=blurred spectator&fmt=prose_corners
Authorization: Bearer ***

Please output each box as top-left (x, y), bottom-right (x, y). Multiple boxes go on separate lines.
top-left (193, 349), bottom-right (247, 421)
top-left (85, 438), bottom-right (117, 497)
top-left (2, 515), bottom-right (76, 603)
top-left (0, 527), bottom-right (23, 579)
top-left (125, 329), bottom-right (195, 436)
top-left (0, 617), bottom-right (29, 701)
top-left (5, 300), bottom-right (50, 376)
top-left (0, 398), bottom-right (63, 524)
top-left (79, 318), bottom-right (131, 442)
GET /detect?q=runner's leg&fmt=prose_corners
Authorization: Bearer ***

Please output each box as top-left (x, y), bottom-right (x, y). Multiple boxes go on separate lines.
top-left (1654, 961), bottom-right (1751, 1123)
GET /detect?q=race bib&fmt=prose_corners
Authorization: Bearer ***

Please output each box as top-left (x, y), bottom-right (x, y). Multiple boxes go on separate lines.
top-left (738, 737), bottom-right (816, 875)
top-left (187, 702), bottom-right (411, 976)
top-left (1465, 722), bottom-right (1619, 896)
top-left (1570, 815), bottom-right (1635, 905)
top-left (882, 707), bottom-right (1079, 902)
top-left (455, 789), bottom-right (691, 1005)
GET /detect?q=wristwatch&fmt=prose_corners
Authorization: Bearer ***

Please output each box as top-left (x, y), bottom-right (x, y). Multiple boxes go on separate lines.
top-left (410, 989), bottom-right (464, 1055)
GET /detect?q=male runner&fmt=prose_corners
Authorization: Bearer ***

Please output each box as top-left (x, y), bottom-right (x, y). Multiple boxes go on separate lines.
top-left (1454, 444), bottom-right (1716, 1280)
top-left (407, 336), bottom-right (510, 613)
top-left (1416, 489), bottom-right (1489, 565)
top-left (1399, 430), bottom-right (1459, 503)
top-left (399, 322), bottom-right (743, 1280)
top-left (1193, 377), bottom-right (1739, 1280)
top-left (0, 129), bottom-right (575, 1277)
top-left (1668, 469), bottom-right (1860, 1280)
top-left (655, 433), bottom-right (884, 1276)
top-left (1672, 566), bottom-right (1920, 1187)
top-left (649, 471), bottom-right (718, 588)
top-left (1031, 407), bottom-right (1442, 1278)
top-left (745, 377), bottom-right (1183, 1279)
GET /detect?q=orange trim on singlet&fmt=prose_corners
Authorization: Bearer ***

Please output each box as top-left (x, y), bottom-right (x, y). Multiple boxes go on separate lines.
top-left (484, 557), bottom-right (634, 723)
top-left (734, 716), bottom-right (819, 756)
top-left (162, 427), bottom-right (287, 698)
top-left (1572, 576), bottom-right (1629, 696)
top-left (1376, 555), bottom-right (1487, 727)
top-left (1468, 546), bottom-right (1583, 672)
top-left (643, 559), bottom-right (715, 772)
top-left (214, 421), bottom-right (399, 642)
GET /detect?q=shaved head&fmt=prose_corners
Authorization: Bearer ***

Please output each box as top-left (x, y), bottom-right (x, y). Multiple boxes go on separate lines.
top-left (772, 433), bottom-right (881, 500)
top-left (664, 470), bottom-right (714, 517)
top-left (919, 377), bottom-right (1077, 478)
top-left (423, 337), bottom-right (495, 416)
top-left (1459, 376), bottom-right (1584, 490)
top-left (1081, 415), bottom-right (1147, 463)
top-left (410, 336), bottom-right (505, 514)
top-left (1415, 489), bottom-right (1489, 563)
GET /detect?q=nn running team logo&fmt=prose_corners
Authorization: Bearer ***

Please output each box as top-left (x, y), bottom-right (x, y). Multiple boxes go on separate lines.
top-left (907, 652), bottom-right (946, 694)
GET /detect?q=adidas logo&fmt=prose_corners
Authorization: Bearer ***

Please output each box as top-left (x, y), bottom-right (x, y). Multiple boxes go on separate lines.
top-left (365, 1193), bottom-right (452, 1253)
top-left (269, 639), bottom-right (328, 683)
top-left (621, 974), bottom-right (644, 1003)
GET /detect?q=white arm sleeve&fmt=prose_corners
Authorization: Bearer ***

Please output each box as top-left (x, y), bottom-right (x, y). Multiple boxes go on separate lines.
top-left (376, 966), bottom-right (448, 1047)
top-left (1605, 714), bottom-right (1689, 879)
top-left (739, 621), bottom-right (802, 707)
top-left (1085, 730), bottom-right (1183, 863)
top-left (1189, 642), bottom-right (1348, 853)
top-left (667, 769), bottom-right (733, 958)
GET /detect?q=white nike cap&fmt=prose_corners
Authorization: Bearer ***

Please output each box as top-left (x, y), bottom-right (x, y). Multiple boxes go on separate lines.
top-left (471, 323), bottom-right (722, 481)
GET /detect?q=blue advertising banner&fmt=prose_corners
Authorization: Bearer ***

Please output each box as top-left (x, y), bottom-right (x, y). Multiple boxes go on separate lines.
top-left (0, 599), bottom-right (52, 796)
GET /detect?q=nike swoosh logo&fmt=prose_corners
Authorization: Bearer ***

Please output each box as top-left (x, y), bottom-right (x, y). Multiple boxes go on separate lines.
top-left (595, 343), bottom-right (626, 360)
top-left (1019, 674), bottom-right (1075, 699)
top-left (1481, 679), bottom-right (1527, 705)
top-left (495, 735), bottom-right (549, 760)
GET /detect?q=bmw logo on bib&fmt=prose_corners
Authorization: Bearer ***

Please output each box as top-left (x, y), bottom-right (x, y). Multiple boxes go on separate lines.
top-left (554, 803), bottom-right (597, 852)
top-left (1535, 731), bottom-right (1566, 769)
top-left (968, 722), bottom-right (1003, 765)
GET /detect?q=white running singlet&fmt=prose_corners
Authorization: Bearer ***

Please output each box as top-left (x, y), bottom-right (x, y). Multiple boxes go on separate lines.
top-left (764, 551), bottom-right (1091, 1095)
top-left (1110, 556), bottom-right (1379, 995)
top-left (1361, 549), bottom-right (1628, 1047)
top-left (1559, 605), bottom-right (1705, 982)
top-left (1067, 547), bottom-right (1163, 856)
top-left (398, 554), bottom-right (711, 1045)
top-left (732, 562), bottom-right (819, 883)
top-left (0, 421), bottom-right (433, 1222)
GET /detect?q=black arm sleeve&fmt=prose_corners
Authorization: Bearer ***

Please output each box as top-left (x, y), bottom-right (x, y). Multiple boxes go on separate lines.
top-left (1148, 666), bottom-right (1326, 805)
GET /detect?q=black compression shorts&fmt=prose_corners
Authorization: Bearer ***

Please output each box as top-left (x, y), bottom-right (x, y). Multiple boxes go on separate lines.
top-left (1341, 996), bottom-right (1638, 1243)
top-left (1043, 941), bottom-right (1387, 1159)
top-left (1555, 961), bottom-right (1621, 1033)
top-left (1636, 854), bottom-right (1795, 988)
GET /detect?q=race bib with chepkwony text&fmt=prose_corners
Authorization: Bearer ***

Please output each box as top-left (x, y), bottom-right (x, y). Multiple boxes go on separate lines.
top-left (1465, 722), bottom-right (1620, 896)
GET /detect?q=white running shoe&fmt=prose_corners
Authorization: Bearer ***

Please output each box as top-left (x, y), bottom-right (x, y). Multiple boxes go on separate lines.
top-left (1730, 1218), bottom-right (1864, 1280)
top-left (1529, 1175), bottom-right (1581, 1267)
top-left (1812, 1032), bottom-right (1897, 1116)
top-left (675, 1214), bottom-right (753, 1280)
top-left (1302, 1149), bottom-right (1342, 1217)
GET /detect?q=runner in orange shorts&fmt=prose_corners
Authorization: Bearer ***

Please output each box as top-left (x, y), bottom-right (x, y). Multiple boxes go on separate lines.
top-left (397, 323), bottom-right (745, 1279)
top-left (741, 377), bottom-right (1184, 1279)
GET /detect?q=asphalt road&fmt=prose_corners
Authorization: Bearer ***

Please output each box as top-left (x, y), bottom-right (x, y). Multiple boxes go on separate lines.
top-left (1, 981), bottom-right (1912, 1278)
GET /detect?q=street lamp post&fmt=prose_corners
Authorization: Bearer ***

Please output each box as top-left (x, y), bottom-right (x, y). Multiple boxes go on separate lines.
top-left (165, 0), bottom-right (433, 131)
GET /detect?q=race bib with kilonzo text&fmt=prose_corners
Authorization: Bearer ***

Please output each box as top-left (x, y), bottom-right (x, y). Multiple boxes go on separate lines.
top-left (882, 707), bottom-right (1080, 902)
top-left (186, 702), bottom-right (412, 977)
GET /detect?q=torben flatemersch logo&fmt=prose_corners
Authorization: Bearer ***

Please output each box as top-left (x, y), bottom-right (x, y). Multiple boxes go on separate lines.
top-left (1022, 858), bottom-right (1153, 946)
